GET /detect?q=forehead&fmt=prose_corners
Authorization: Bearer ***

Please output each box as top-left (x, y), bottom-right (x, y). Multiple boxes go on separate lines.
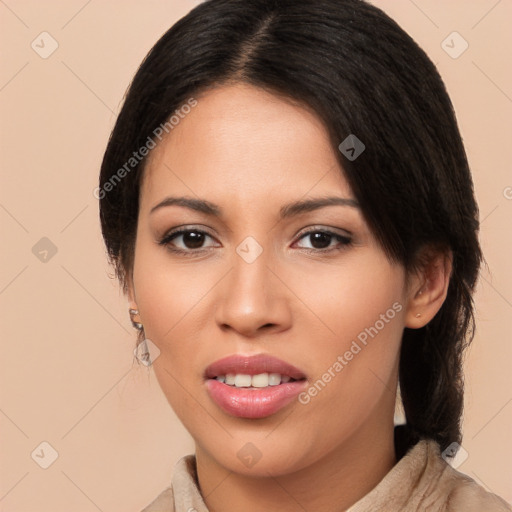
top-left (141, 83), bottom-right (353, 207)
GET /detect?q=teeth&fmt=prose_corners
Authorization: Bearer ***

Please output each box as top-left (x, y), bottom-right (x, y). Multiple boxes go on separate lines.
top-left (215, 373), bottom-right (294, 387)
top-left (252, 373), bottom-right (269, 387)
top-left (234, 374), bottom-right (252, 387)
top-left (268, 373), bottom-right (281, 386)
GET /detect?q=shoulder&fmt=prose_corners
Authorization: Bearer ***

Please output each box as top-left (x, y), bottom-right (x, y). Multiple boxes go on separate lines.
top-left (139, 454), bottom-right (203, 512)
top-left (425, 442), bottom-right (511, 511)
top-left (348, 438), bottom-right (511, 512)
top-left (441, 466), bottom-right (511, 511)
top-left (140, 486), bottom-right (174, 512)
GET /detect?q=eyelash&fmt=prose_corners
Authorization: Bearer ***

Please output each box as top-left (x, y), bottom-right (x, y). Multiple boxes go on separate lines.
top-left (158, 226), bottom-right (353, 256)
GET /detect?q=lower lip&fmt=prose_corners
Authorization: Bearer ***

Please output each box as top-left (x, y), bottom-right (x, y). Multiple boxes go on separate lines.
top-left (206, 379), bottom-right (307, 419)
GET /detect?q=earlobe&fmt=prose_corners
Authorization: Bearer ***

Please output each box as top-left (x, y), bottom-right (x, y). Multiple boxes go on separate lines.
top-left (404, 249), bottom-right (453, 329)
top-left (129, 308), bottom-right (144, 331)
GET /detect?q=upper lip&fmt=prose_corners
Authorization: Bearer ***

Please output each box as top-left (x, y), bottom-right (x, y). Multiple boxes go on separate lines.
top-left (204, 354), bottom-right (306, 380)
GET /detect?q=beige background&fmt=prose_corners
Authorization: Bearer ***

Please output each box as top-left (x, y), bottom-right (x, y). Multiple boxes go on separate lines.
top-left (0, 1), bottom-right (510, 510)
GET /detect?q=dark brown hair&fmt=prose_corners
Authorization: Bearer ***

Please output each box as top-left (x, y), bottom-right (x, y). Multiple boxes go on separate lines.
top-left (99, 0), bottom-right (482, 454)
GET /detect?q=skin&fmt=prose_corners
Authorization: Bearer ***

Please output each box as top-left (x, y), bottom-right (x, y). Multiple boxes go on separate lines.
top-left (127, 83), bottom-right (452, 512)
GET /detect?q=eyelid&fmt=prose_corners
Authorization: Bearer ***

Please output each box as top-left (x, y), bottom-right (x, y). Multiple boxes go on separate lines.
top-left (294, 224), bottom-right (352, 237)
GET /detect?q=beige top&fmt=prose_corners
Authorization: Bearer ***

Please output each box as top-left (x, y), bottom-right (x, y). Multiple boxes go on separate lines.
top-left (141, 440), bottom-right (511, 511)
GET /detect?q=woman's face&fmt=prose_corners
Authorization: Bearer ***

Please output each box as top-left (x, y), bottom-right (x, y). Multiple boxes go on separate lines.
top-left (131, 83), bottom-right (411, 476)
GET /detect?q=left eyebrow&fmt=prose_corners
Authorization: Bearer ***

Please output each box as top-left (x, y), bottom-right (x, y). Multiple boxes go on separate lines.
top-left (279, 196), bottom-right (360, 219)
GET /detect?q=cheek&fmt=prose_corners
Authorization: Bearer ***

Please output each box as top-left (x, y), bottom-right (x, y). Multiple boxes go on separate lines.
top-left (131, 244), bottom-right (214, 427)
top-left (290, 253), bottom-right (405, 424)
top-left (131, 238), bottom-right (205, 358)
top-left (289, 250), bottom-right (405, 352)
top-left (132, 221), bottom-right (214, 323)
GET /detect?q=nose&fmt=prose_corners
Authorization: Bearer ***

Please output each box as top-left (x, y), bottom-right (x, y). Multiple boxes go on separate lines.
top-left (214, 249), bottom-right (292, 338)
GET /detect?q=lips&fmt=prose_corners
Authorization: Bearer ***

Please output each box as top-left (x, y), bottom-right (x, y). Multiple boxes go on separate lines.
top-left (204, 354), bottom-right (307, 419)
top-left (205, 353), bottom-right (306, 380)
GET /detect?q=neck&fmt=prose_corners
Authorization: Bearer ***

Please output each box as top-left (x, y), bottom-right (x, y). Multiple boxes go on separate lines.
top-left (195, 419), bottom-right (396, 512)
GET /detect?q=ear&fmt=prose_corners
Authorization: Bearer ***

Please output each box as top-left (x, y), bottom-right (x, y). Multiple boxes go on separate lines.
top-left (404, 246), bottom-right (453, 329)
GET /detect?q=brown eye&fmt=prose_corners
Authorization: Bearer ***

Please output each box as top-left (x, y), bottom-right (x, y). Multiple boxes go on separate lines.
top-left (295, 229), bottom-right (352, 252)
top-left (159, 228), bottom-right (218, 253)
top-left (179, 231), bottom-right (206, 249)
top-left (309, 232), bottom-right (333, 249)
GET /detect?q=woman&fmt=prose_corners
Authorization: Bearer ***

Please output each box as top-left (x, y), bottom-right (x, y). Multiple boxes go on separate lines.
top-left (98, 0), bottom-right (511, 510)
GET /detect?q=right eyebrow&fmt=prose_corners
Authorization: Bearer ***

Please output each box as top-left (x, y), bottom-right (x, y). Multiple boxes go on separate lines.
top-left (150, 196), bottom-right (222, 217)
